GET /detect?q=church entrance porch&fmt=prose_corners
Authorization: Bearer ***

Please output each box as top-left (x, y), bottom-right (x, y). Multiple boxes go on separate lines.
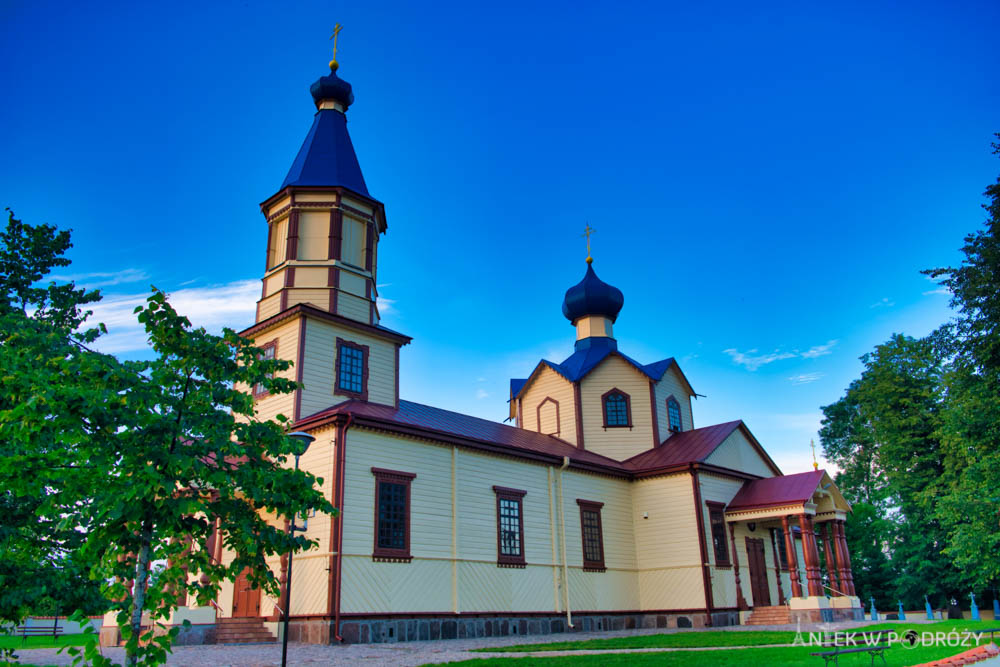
top-left (721, 470), bottom-right (864, 624)
top-left (232, 567), bottom-right (262, 618)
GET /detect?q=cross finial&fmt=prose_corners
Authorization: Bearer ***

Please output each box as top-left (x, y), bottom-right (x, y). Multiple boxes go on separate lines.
top-left (811, 438), bottom-right (818, 470)
top-left (329, 24), bottom-right (344, 71)
top-left (582, 224), bottom-right (595, 264)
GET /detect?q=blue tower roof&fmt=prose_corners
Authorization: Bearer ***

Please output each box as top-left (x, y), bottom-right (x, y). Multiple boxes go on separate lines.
top-left (561, 263), bottom-right (625, 324)
top-left (280, 70), bottom-right (370, 197)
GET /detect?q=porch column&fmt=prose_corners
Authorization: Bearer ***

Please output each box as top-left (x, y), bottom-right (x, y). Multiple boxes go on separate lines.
top-left (834, 520), bottom-right (856, 596)
top-left (728, 523), bottom-right (749, 610)
top-left (781, 515), bottom-right (802, 598)
top-left (821, 522), bottom-right (841, 595)
top-left (769, 528), bottom-right (786, 605)
top-left (798, 514), bottom-right (823, 596)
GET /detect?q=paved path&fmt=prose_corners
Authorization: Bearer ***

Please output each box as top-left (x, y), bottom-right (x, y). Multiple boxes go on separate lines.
top-left (8, 620), bottom-right (910, 666)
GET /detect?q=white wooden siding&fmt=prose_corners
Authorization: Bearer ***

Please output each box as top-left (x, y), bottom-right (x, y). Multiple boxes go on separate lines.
top-left (705, 430), bottom-right (776, 478)
top-left (299, 317), bottom-right (397, 417)
top-left (579, 356), bottom-right (654, 460)
top-left (519, 366), bottom-right (577, 445)
top-left (297, 211), bottom-right (328, 261)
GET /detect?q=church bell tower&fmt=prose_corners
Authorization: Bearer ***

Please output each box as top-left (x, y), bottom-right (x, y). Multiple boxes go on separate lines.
top-left (255, 56), bottom-right (386, 326)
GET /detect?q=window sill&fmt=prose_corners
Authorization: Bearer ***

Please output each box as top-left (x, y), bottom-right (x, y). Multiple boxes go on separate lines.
top-left (582, 566), bottom-right (606, 573)
top-left (715, 564), bottom-right (733, 570)
top-left (372, 554), bottom-right (412, 563)
top-left (497, 560), bottom-right (526, 569)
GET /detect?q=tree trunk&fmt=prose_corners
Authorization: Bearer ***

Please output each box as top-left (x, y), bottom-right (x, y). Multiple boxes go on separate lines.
top-left (127, 519), bottom-right (154, 667)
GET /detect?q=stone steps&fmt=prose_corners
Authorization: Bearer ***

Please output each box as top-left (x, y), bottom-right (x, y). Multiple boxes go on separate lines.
top-left (746, 605), bottom-right (791, 625)
top-left (215, 617), bottom-right (276, 644)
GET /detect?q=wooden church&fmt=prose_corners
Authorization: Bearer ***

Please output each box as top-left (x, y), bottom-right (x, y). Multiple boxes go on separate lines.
top-left (139, 56), bottom-right (864, 645)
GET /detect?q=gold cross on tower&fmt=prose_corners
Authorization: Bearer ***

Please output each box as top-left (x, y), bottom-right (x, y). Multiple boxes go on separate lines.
top-left (811, 438), bottom-right (818, 470)
top-left (329, 24), bottom-right (343, 71)
top-left (582, 224), bottom-right (595, 264)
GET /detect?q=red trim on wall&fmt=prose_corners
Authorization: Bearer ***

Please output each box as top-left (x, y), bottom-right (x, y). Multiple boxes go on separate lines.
top-left (371, 467), bottom-right (416, 562)
top-left (600, 387), bottom-right (633, 429)
top-left (329, 268), bottom-right (340, 315)
top-left (705, 501), bottom-right (730, 567)
top-left (576, 499), bottom-right (606, 572)
top-left (364, 222), bottom-right (374, 272)
top-left (535, 396), bottom-right (561, 437)
top-left (493, 486), bottom-right (527, 568)
top-left (573, 383), bottom-right (585, 449)
top-left (293, 320), bottom-right (306, 422)
top-left (690, 471), bottom-right (715, 625)
top-left (330, 209), bottom-right (343, 260)
top-left (335, 338), bottom-right (370, 402)
top-left (287, 210), bottom-right (300, 261)
top-left (649, 381), bottom-right (660, 447)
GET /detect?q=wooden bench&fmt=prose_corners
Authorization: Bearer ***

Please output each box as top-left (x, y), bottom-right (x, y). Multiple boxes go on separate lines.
top-left (13, 624), bottom-right (62, 645)
top-left (811, 629), bottom-right (892, 667)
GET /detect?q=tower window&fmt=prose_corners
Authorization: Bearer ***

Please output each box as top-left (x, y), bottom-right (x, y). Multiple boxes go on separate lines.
top-left (578, 499), bottom-right (606, 572)
top-left (601, 389), bottom-right (632, 428)
top-left (372, 467), bottom-right (415, 562)
top-left (493, 486), bottom-right (526, 567)
top-left (335, 338), bottom-right (369, 400)
top-left (667, 396), bottom-right (683, 432)
top-left (253, 340), bottom-right (277, 397)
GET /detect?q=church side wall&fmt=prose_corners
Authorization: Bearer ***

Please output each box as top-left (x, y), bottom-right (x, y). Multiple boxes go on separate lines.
top-left (631, 473), bottom-right (705, 610)
top-left (339, 428), bottom-right (639, 616)
top-left (298, 316), bottom-right (398, 418)
top-left (579, 356), bottom-right (654, 460)
top-left (653, 367), bottom-right (694, 443)
top-left (700, 473), bottom-right (744, 609)
top-left (519, 366), bottom-right (577, 444)
top-left (704, 430), bottom-right (777, 478)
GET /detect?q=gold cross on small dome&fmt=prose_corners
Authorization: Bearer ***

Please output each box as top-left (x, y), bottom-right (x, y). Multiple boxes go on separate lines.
top-left (329, 24), bottom-right (343, 71)
top-left (582, 224), bottom-right (595, 264)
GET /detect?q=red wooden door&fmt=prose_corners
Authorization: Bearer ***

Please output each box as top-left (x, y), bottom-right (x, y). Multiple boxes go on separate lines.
top-left (745, 537), bottom-right (772, 607)
top-left (232, 567), bottom-right (261, 617)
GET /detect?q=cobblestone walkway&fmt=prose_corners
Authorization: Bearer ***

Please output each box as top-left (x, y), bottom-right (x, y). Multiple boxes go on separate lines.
top-left (11, 620), bottom-right (888, 666)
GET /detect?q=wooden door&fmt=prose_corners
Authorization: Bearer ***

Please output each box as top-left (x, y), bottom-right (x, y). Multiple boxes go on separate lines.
top-left (232, 567), bottom-right (261, 617)
top-left (745, 537), bottom-right (772, 607)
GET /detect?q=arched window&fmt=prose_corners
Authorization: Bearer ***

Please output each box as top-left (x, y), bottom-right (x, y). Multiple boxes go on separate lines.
top-left (667, 396), bottom-right (683, 432)
top-left (601, 389), bottom-right (632, 428)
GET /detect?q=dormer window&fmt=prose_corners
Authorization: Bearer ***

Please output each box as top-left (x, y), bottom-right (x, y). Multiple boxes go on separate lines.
top-left (667, 396), bottom-right (683, 432)
top-left (601, 389), bottom-right (632, 428)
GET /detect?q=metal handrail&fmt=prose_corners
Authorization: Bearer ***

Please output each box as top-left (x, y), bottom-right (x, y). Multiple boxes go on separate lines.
top-left (822, 583), bottom-right (850, 597)
top-left (208, 599), bottom-right (225, 617)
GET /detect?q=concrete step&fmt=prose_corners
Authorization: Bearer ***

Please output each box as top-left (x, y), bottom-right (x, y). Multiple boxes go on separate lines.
top-left (214, 617), bottom-right (276, 644)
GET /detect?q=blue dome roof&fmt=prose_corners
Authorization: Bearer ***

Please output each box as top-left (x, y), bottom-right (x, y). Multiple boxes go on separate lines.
top-left (562, 263), bottom-right (624, 324)
top-left (310, 70), bottom-right (354, 109)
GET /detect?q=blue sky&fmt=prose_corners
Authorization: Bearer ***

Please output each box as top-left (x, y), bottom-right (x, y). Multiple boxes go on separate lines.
top-left (2, 1), bottom-right (997, 473)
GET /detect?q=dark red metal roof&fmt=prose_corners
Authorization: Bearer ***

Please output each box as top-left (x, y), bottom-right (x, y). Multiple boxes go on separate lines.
top-left (621, 421), bottom-right (744, 471)
top-left (726, 470), bottom-right (826, 511)
top-left (298, 399), bottom-right (630, 473)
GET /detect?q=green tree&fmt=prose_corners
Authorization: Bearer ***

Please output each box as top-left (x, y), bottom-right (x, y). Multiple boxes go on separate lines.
top-left (1, 211), bottom-right (336, 665)
top-left (925, 134), bottom-right (1000, 592)
top-left (0, 209), bottom-right (106, 632)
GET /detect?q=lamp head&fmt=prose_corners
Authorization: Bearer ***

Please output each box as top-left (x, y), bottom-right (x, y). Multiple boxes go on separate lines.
top-left (288, 431), bottom-right (315, 458)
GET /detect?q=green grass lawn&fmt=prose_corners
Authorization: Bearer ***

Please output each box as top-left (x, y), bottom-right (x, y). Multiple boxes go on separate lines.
top-left (0, 632), bottom-right (88, 650)
top-left (473, 619), bottom-right (1000, 653)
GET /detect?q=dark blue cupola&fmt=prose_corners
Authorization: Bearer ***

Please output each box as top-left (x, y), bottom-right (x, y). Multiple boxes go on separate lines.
top-left (562, 262), bottom-right (625, 325)
top-left (280, 65), bottom-right (370, 197)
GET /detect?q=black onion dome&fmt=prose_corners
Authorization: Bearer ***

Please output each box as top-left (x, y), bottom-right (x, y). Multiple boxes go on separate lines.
top-left (562, 264), bottom-right (625, 324)
top-left (310, 70), bottom-right (354, 109)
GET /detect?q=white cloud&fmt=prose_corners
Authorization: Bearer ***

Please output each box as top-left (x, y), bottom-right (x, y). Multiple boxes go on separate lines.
top-left (723, 348), bottom-right (797, 371)
top-left (724, 340), bottom-right (837, 370)
top-left (475, 388), bottom-right (489, 400)
top-left (376, 296), bottom-right (395, 314)
top-left (923, 288), bottom-right (950, 296)
top-left (800, 340), bottom-right (838, 359)
top-left (788, 372), bottom-right (824, 385)
top-left (86, 280), bottom-right (259, 354)
top-left (49, 268), bottom-right (149, 288)
top-left (870, 297), bottom-right (895, 308)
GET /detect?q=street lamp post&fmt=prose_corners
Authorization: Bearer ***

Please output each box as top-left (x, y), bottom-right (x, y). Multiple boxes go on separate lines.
top-left (281, 431), bottom-right (315, 667)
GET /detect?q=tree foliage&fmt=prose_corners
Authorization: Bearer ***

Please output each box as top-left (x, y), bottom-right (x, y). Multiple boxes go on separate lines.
top-left (0, 210), bottom-right (336, 665)
top-left (821, 135), bottom-right (1000, 607)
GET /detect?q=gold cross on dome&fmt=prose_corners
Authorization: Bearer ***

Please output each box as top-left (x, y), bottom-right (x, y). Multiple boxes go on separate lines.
top-left (811, 438), bottom-right (818, 470)
top-left (582, 224), bottom-right (595, 264)
top-left (329, 24), bottom-right (343, 71)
